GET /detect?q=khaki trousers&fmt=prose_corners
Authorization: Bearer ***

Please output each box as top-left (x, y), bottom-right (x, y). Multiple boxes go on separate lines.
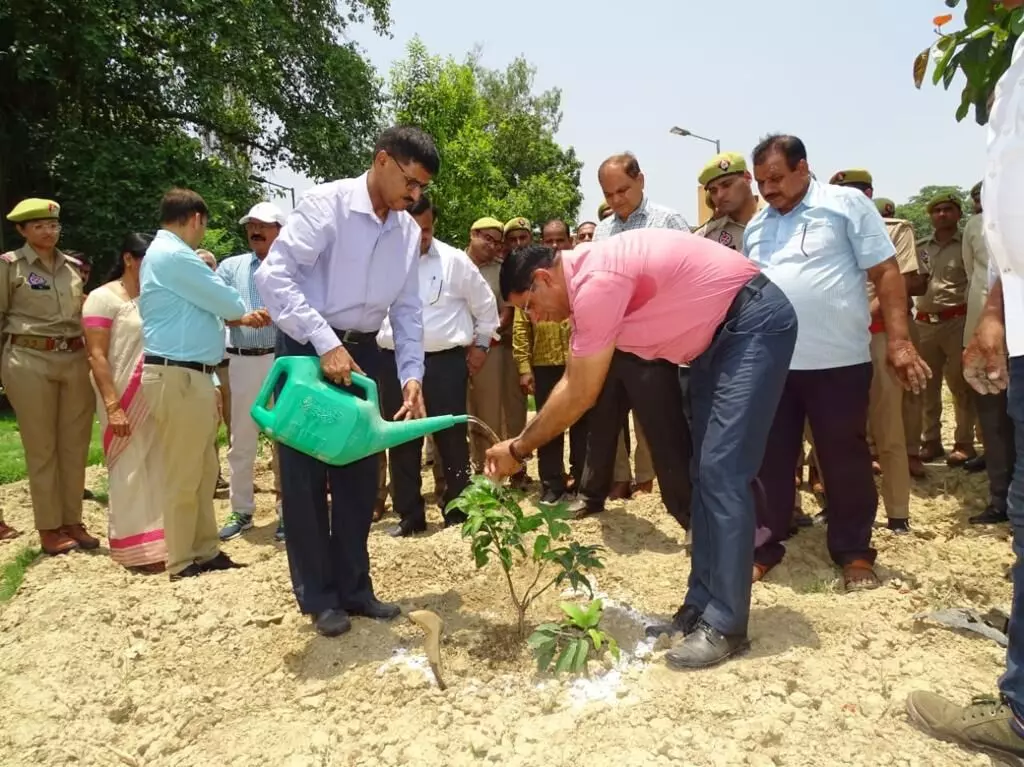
top-left (867, 332), bottom-right (910, 519)
top-left (468, 341), bottom-right (526, 471)
top-left (915, 315), bottom-right (975, 446)
top-left (142, 365), bottom-right (220, 575)
top-left (613, 416), bottom-right (654, 484)
top-left (903, 320), bottom-right (924, 454)
top-left (2, 345), bottom-right (93, 530)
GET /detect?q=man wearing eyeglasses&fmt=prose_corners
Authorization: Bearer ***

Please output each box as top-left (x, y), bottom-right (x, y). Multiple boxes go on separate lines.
top-left (377, 196), bottom-right (499, 537)
top-left (255, 125), bottom-right (440, 639)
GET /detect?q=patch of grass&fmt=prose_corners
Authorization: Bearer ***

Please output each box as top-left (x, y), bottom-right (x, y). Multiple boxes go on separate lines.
top-left (0, 546), bottom-right (42, 602)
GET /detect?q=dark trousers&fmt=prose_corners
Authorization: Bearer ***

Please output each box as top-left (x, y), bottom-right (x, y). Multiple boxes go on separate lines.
top-left (580, 350), bottom-right (692, 527)
top-left (378, 347), bottom-right (470, 523)
top-left (756, 363), bottom-right (876, 569)
top-left (999, 356), bottom-right (1024, 708)
top-left (534, 364), bottom-right (589, 494)
top-left (976, 389), bottom-right (1015, 512)
top-left (686, 277), bottom-right (797, 636)
top-left (275, 331), bottom-right (381, 615)
top-left (679, 366), bottom-right (693, 430)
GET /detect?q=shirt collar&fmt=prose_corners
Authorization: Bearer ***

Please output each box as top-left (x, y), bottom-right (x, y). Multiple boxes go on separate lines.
top-left (925, 230), bottom-right (963, 245)
top-left (156, 228), bottom-right (191, 250)
top-left (763, 180), bottom-right (820, 218)
top-left (350, 171), bottom-right (397, 230)
top-left (21, 244), bottom-right (66, 270)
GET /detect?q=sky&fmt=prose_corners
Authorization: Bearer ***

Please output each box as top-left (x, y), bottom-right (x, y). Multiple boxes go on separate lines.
top-left (269, 0), bottom-right (987, 225)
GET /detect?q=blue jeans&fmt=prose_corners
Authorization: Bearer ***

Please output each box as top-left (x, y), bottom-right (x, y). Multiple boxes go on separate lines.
top-left (684, 278), bottom-right (797, 636)
top-left (1000, 356), bottom-right (1024, 709)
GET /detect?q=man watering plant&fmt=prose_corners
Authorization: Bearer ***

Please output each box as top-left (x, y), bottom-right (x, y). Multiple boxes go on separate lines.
top-left (255, 125), bottom-right (440, 639)
top-left (483, 228), bottom-right (798, 669)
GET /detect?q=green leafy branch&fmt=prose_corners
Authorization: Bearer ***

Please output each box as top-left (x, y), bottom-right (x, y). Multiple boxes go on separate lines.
top-left (528, 600), bottom-right (621, 675)
top-left (449, 476), bottom-right (604, 638)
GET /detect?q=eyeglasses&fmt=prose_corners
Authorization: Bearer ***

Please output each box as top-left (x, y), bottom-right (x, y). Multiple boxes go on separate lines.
top-left (388, 153), bottom-right (431, 193)
top-left (477, 232), bottom-right (502, 248)
top-left (27, 222), bottom-right (61, 232)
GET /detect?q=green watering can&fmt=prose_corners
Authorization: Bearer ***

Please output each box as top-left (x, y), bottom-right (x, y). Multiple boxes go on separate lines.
top-left (250, 356), bottom-right (468, 466)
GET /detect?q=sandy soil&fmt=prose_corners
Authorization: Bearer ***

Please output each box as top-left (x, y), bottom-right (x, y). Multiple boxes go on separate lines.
top-left (0, 416), bottom-right (1013, 767)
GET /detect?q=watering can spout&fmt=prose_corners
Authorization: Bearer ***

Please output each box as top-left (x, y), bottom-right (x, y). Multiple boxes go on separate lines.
top-left (250, 356), bottom-right (470, 467)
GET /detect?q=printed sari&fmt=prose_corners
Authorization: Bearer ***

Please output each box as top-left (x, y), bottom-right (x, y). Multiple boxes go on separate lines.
top-left (82, 285), bottom-right (166, 567)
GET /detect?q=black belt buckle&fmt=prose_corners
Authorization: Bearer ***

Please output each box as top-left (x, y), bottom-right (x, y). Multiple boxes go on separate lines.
top-left (339, 329), bottom-right (375, 345)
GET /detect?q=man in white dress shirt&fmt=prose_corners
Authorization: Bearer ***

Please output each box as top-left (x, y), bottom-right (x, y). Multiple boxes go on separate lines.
top-left (377, 196), bottom-right (499, 536)
top-left (217, 202), bottom-right (286, 542)
top-left (255, 125), bottom-right (438, 638)
top-left (907, 4), bottom-right (1024, 759)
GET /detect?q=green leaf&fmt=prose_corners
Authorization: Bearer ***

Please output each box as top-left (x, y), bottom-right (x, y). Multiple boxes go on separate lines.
top-left (559, 601), bottom-right (587, 626)
top-left (535, 641), bottom-right (557, 673)
top-left (554, 644), bottom-right (576, 674)
top-left (932, 34), bottom-right (962, 85)
top-left (472, 546), bottom-right (490, 568)
top-left (582, 599), bottom-right (603, 628)
top-left (527, 628), bottom-right (557, 648)
top-left (1011, 11), bottom-right (1024, 36)
top-left (587, 628), bottom-right (604, 650)
top-left (608, 637), bottom-right (620, 663)
top-left (532, 534), bottom-right (550, 560)
top-left (498, 547), bottom-right (513, 572)
top-left (571, 638), bottom-right (590, 673)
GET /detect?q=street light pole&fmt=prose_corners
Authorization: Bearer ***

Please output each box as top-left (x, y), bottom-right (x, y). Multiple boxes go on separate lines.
top-left (249, 174), bottom-right (296, 208)
top-left (669, 126), bottom-right (721, 154)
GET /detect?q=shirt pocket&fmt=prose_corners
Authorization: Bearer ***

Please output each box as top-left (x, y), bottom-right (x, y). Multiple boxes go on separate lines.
top-left (791, 220), bottom-right (843, 260)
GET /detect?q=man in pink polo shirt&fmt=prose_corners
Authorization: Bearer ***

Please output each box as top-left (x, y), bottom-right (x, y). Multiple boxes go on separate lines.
top-left (484, 228), bottom-right (798, 669)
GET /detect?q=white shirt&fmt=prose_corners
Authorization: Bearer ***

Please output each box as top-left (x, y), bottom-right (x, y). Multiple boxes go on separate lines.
top-left (984, 34), bottom-right (1024, 357)
top-left (254, 173), bottom-right (424, 385)
top-left (377, 239), bottom-right (500, 352)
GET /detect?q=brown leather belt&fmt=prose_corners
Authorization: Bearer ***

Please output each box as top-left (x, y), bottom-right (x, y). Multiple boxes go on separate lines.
top-left (9, 334), bottom-right (84, 352)
top-left (915, 305), bottom-right (967, 324)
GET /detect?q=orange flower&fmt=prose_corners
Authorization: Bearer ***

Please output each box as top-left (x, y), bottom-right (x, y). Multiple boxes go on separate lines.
top-left (933, 13), bottom-right (953, 27)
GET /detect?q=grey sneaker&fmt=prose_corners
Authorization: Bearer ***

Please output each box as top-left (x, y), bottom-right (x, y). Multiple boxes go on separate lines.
top-left (218, 512), bottom-right (253, 541)
top-left (906, 691), bottom-right (1024, 766)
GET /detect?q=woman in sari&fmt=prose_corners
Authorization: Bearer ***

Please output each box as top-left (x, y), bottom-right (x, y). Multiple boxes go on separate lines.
top-left (82, 233), bottom-right (166, 573)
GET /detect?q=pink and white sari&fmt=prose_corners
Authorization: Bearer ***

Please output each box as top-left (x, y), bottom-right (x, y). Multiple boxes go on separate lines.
top-left (82, 285), bottom-right (166, 567)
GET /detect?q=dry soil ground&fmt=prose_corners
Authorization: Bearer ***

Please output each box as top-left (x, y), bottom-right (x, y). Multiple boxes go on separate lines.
top-left (0, 417), bottom-right (1015, 767)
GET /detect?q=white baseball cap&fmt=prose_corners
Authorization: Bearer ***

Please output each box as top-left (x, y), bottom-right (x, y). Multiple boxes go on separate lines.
top-left (239, 202), bottom-right (286, 227)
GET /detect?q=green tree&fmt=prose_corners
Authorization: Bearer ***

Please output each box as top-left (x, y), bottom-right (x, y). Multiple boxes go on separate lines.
top-left (389, 39), bottom-right (582, 247)
top-left (895, 185), bottom-right (972, 239)
top-left (1, 0), bottom-right (391, 276)
top-left (913, 0), bottom-right (1024, 124)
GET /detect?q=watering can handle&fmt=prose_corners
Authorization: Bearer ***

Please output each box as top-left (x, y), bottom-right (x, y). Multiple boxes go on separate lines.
top-left (348, 371), bottom-right (380, 409)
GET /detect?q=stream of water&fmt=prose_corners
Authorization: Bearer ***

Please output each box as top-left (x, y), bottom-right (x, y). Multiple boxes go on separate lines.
top-left (465, 414), bottom-right (501, 447)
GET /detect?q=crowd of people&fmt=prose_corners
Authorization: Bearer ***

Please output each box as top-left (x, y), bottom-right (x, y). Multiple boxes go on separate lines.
top-left (1, 78), bottom-right (1023, 759)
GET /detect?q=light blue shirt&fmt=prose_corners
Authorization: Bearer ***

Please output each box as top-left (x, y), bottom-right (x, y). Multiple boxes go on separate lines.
top-left (743, 180), bottom-right (895, 370)
top-left (140, 229), bottom-right (246, 366)
top-left (217, 253), bottom-right (277, 350)
top-left (254, 172), bottom-right (424, 385)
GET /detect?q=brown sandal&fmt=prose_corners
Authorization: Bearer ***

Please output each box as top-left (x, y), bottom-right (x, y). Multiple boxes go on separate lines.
top-left (842, 559), bottom-right (880, 591)
top-left (752, 563), bottom-right (772, 583)
top-left (0, 522), bottom-right (21, 541)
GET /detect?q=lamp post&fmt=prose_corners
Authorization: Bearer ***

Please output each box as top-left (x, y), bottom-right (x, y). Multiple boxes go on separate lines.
top-left (669, 126), bottom-right (721, 155)
top-left (249, 174), bottom-right (296, 208)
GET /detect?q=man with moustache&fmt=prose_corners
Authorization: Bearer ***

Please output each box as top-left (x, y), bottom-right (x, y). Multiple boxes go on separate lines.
top-left (256, 126), bottom-right (439, 638)
top-left (217, 202), bottom-right (287, 542)
top-left (694, 152), bottom-right (762, 251)
top-left (575, 221), bottom-right (597, 244)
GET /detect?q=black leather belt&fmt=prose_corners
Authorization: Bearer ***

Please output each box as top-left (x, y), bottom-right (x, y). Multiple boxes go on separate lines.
top-left (336, 329), bottom-right (378, 345)
top-left (143, 355), bottom-right (217, 374)
top-left (724, 272), bottom-right (771, 324)
top-left (227, 346), bottom-right (275, 356)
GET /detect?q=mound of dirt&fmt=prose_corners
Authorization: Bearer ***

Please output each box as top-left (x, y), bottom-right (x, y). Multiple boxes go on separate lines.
top-left (0, 419), bottom-right (1011, 766)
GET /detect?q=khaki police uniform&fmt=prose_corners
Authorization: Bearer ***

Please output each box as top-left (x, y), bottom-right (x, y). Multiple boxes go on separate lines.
top-left (1, 201), bottom-right (94, 543)
top-left (467, 218), bottom-right (528, 472)
top-left (912, 193), bottom-right (975, 455)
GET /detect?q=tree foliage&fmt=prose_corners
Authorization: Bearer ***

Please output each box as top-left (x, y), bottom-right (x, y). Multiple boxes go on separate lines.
top-left (389, 39), bottom-right (583, 247)
top-left (895, 185), bottom-right (972, 239)
top-left (1, 0), bottom-right (390, 278)
top-left (913, 0), bottom-right (1024, 124)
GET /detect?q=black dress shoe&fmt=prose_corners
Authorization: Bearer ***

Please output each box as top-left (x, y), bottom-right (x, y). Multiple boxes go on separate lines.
top-left (389, 518), bottom-right (427, 537)
top-left (964, 454), bottom-right (987, 473)
top-left (443, 510), bottom-right (467, 528)
top-left (313, 608), bottom-right (352, 637)
top-left (970, 505), bottom-right (1010, 525)
top-left (344, 599), bottom-right (401, 621)
top-left (645, 603), bottom-right (702, 638)
top-left (169, 563), bottom-right (203, 581)
top-left (886, 518), bottom-right (911, 534)
top-left (665, 621), bottom-right (750, 670)
top-left (199, 552), bottom-right (247, 571)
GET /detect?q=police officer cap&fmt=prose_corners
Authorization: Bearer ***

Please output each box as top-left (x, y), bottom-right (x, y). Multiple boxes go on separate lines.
top-left (830, 169), bottom-right (873, 187)
top-left (970, 180), bottom-right (983, 197)
top-left (699, 152), bottom-right (747, 188)
top-left (471, 217), bottom-right (504, 233)
top-left (874, 198), bottom-right (896, 218)
top-left (597, 201), bottom-right (611, 217)
top-left (926, 191), bottom-right (963, 213)
top-left (7, 198), bottom-right (60, 223)
top-left (504, 217), bottom-right (531, 235)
